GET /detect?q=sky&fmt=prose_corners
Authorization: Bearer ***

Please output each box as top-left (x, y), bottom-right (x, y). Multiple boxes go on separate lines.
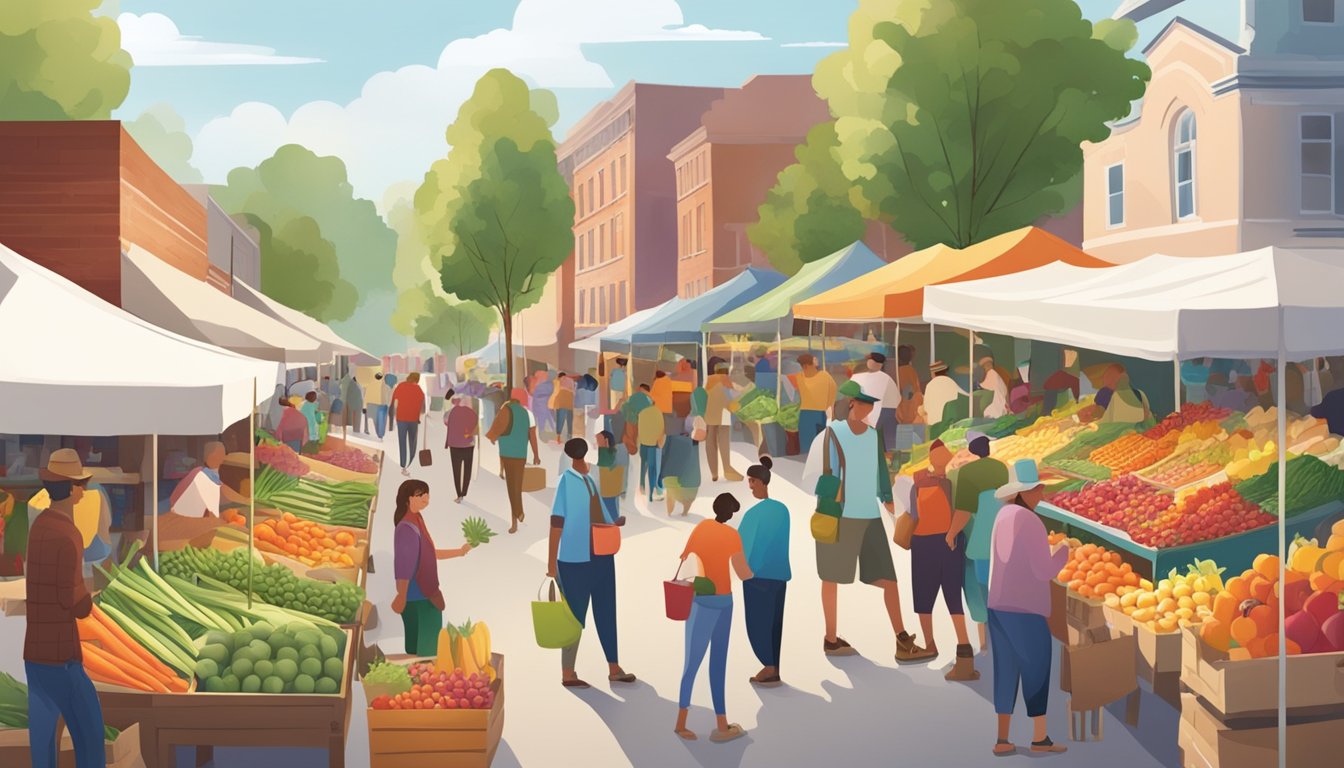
top-left (102, 0), bottom-right (1239, 206)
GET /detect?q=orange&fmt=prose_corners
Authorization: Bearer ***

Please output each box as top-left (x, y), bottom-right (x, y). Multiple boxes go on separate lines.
top-left (1229, 616), bottom-right (1257, 647)
top-left (1200, 619), bottom-right (1231, 652)
top-left (1225, 576), bottom-right (1250, 602)
top-left (1249, 577), bottom-right (1273, 604)
top-left (1248, 604), bottom-right (1276, 637)
top-left (1253, 554), bottom-right (1280, 583)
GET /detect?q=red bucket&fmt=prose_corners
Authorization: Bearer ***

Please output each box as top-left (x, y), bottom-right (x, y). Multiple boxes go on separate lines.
top-left (664, 579), bottom-right (694, 621)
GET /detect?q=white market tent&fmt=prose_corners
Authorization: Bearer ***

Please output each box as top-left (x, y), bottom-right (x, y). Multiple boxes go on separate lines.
top-left (233, 279), bottom-right (367, 360)
top-left (922, 248), bottom-right (1344, 361)
top-left (0, 242), bottom-right (282, 436)
top-left (568, 303), bottom-right (671, 354)
top-left (122, 245), bottom-right (325, 365)
top-left (924, 246), bottom-right (1344, 747)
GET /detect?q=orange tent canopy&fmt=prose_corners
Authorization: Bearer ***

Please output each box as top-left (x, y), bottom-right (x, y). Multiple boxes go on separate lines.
top-left (793, 226), bottom-right (1109, 322)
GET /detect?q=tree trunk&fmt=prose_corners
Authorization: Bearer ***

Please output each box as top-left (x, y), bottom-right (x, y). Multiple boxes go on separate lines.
top-left (502, 308), bottom-right (515, 390)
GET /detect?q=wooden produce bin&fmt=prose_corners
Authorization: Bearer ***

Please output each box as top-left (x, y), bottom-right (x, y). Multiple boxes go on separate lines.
top-left (97, 629), bottom-right (358, 768)
top-left (1106, 606), bottom-right (1183, 706)
top-left (367, 654), bottom-right (505, 768)
top-left (1179, 692), bottom-right (1344, 768)
top-left (0, 723), bottom-right (145, 768)
top-left (1180, 626), bottom-right (1344, 719)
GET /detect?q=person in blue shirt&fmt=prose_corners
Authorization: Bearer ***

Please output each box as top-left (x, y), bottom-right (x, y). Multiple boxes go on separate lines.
top-left (546, 438), bottom-right (636, 689)
top-left (738, 456), bottom-right (791, 688)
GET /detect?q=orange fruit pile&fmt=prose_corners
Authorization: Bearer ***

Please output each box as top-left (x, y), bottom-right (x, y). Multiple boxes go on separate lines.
top-left (1058, 543), bottom-right (1142, 600)
top-left (254, 512), bottom-right (360, 568)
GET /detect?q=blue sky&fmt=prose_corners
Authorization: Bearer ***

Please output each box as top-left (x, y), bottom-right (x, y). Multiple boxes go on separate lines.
top-left (104, 0), bottom-right (1237, 204)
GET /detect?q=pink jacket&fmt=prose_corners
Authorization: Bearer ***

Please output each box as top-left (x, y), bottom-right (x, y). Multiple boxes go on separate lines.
top-left (988, 504), bottom-right (1069, 617)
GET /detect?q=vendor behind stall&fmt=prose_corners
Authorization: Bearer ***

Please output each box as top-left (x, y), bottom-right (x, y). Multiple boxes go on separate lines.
top-left (168, 442), bottom-right (247, 518)
top-left (1096, 364), bottom-right (1151, 425)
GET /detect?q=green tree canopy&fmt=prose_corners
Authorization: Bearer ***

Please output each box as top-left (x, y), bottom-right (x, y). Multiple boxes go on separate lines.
top-left (249, 214), bottom-right (357, 321)
top-left (415, 69), bottom-right (573, 386)
top-left (0, 0), bottom-right (131, 120)
top-left (749, 121), bottom-right (873, 275)
top-left (124, 103), bottom-right (203, 184)
top-left (405, 284), bottom-right (495, 360)
top-left (815, 0), bottom-right (1149, 249)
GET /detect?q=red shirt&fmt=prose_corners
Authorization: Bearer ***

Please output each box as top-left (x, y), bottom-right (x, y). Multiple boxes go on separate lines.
top-left (392, 382), bottom-right (425, 423)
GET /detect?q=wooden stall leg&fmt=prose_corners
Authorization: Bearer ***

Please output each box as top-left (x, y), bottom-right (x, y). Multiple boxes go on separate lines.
top-left (1125, 689), bottom-right (1141, 727)
top-left (157, 740), bottom-right (176, 768)
top-left (328, 735), bottom-right (345, 768)
top-left (196, 744), bottom-right (213, 767)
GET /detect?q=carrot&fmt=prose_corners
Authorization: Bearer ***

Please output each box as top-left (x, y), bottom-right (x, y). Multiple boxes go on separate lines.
top-left (79, 614), bottom-right (175, 688)
top-left (89, 605), bottom-right (180, 684)
top-left (88, 642), bottom-right (170, 693)
top-left (81, 643), bottom-right (161, 692)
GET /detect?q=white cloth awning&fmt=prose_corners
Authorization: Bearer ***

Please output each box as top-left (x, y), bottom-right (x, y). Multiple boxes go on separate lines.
top-left (233, 280), bottom-right (367, 359)
top-left (0, 242), bottom-right (281, 435)
top-left (122, 245), bottom-right (324, 364)
top-left (922, 247), bottom-right (1344, 361)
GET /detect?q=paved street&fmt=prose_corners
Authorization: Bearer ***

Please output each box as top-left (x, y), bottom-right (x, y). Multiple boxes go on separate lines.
top-left (0, 415), bottom-right (1184, 767)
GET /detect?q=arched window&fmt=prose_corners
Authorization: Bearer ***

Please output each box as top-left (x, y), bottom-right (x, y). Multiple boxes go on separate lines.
top-left (1173, 111), bottom-right (1197, 220)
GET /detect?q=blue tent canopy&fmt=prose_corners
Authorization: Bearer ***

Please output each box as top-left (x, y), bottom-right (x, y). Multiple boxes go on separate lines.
top-left (623, 267), bottom-right (786, 346)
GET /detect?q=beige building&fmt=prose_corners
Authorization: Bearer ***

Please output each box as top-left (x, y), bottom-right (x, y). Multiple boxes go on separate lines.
top-left (1084, 2), bottom-right (1344, 262)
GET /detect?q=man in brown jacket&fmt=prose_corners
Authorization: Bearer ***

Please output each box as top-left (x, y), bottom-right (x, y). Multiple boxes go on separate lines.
top-left (25, 449), bottom-right (106, 768)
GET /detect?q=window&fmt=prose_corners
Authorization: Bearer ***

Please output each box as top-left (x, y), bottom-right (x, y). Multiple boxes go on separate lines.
top-left (577, 184), bottom-right (585, 218)
top-left (1106, 163), bottom-right (1125, 227)
top-left (599, 223), bottom-right (607, 262)
top-left (608, 283), bottom-right (616, 322)
top-left (577, 233), bottom-right (585, 268)
top-left (577, 289), bottom-right (584, 324)
top-left (681, 213), bottom-right (691, 257)
top-left (598, 170), bottom-right (606, 207)
top-left (613, 214), bottom-right (624, 258)
top-left (694, 203), bottom-right (705, 252)
top-left (618, 281), bottom-right (627, 317)
top-left (610, 160), bottom-right (617, 199)
top-left (587, 179), bottom-right (594, 214)
top-left (587, 228), bottom-right (595, 266)
top-left (1301, 115), bottom-right (1334, 213)
top-left (1173, 111), bottom-right (1197, 220)
top-left (1304, 0), bottom-right (1335, 23)
top-left (597, 286), bottom-right (606, 324)
top-left (619, 155), bottom-right (628, 194)
top-left (676, 167), bottom-right (684, 197)
top-left (588, 288), bottom-right (596, 325)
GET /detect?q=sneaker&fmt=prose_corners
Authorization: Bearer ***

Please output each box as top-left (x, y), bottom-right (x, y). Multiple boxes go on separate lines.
top-left (823, 637), bottom-right (857, 657)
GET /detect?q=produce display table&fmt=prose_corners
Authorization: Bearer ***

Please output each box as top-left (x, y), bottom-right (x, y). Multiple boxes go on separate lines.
top-left (367, 654), bottom-right (505, 768)
top-left (1035, 500), bottom-right (1344, 579)
top-left (97, 629), bottom-right (358, 768)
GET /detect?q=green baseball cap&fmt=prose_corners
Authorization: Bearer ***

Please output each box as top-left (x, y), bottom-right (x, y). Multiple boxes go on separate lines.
top-left (839, 379), bottom-right (879, 404)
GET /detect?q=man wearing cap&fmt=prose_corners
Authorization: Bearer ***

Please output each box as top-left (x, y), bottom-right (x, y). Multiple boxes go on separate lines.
top-left (804, 380), bottom-right (925, 662)
top-left (25, 450), bottom-right (107, 768)
top-left (794, 354), bottom-right (837, 452)
top-left (951, 431), bottom-right (1009, 655)
top-left (849, 352), bottom-right (901, 448)
top-left (923, 361), bottom-right (968, 434)
top-left (987, 459), bottom-right (1069, 756)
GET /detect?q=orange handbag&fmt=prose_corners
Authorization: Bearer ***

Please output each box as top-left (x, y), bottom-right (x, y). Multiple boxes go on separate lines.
top-left (585, 475), bottom-right (621, 556)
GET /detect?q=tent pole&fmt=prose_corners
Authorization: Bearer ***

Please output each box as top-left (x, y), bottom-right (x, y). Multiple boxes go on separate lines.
top-left (1174, 360), bottom-right (1182, 412)
top-left (628, 343), bottom-right (635, 396)
top-left (930, 323), bottom-right (936, 366)
top-left (776, 318), bottom-right (783, 403)
top-left (821, 321), bottom-right (827, 369)
top-left (701, 333), bottom-right (708, 385)
top-left (1276, 341), bottom-right (1287, 768)
top-left (249, 378), bottom-right (256, 609)
top-left (968, 329), bottom-right (975, 419)
top-left (151, 434), bottom-right (159, 570)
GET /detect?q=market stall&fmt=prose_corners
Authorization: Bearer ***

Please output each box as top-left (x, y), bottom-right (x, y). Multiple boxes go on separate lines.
top-left (923, 246), bottom-right (1344, 761)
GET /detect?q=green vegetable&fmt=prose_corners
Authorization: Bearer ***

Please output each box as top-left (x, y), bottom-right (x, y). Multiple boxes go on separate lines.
top-left (735, 393), bottom-right (778, 424)
top-left (363, 660), bottom-right (413, 695)
top-left (1236, 455), bottom-right (1344, 516)
top-left (776, 403), bottom-right (800, 432)
top-left (462, 517), bottom-right (496, 547)
top-left (160, 547), bottom-right (365, 623)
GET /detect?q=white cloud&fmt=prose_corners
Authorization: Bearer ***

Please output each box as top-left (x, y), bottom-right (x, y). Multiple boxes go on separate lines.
top-left (118, 13), bottom-right (322, 66)
top-left (781, 41), bottom-right (847, 48)
top-left (192, 0), bottom-right (766, 199)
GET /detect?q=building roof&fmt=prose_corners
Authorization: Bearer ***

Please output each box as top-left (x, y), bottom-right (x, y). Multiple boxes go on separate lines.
top-left (1142, 16), bottom-right (1245, 57)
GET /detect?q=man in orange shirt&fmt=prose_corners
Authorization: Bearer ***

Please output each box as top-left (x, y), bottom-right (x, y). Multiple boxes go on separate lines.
top-left (390, 372), bottom-right (426, 476)
top-left (908, 440), bottom-right (976, 679)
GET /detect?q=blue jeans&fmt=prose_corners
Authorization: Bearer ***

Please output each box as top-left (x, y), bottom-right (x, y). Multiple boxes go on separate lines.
top-left (557, 556), bottom-right (620, 668)
top-left (679, 594), bottom-right (733, 714)
top-left (371, 404), bottom-right (389, 439)
top-left (396, 420), bottom-right (419, 468)
top-left (555, 408), bottom-right (573, 440)
top-left (798, 409), bottom-right (827, 452)
top-left (26, 660), bottom-right (106, 768)
top-left (743, 578), bottom-right (787, 668)
top-left (639, 445), bottom-right (661, 500)
top-left (988, 609), bottom-right (1053, 718)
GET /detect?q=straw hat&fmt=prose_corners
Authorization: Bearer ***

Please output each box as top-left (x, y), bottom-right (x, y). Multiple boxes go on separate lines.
top-left (929, 360), bottom-right (949, 374)
top-left (40, 448), bottom-right (92, 482)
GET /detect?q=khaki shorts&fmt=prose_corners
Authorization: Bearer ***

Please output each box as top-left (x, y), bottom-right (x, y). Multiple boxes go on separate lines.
top-left (816, 517), bottom-right (897, 585)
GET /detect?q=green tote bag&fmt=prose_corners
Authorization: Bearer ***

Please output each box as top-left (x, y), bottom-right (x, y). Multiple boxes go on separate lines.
top-left (532, 577), bottom-right (583, 649)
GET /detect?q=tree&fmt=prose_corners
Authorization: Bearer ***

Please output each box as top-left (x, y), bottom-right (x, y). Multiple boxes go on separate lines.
top-left (749, 121), bottom-right (873, 275)
top-left (412, 287), bottom-right (495, 360)
top-left (815, 0), bottom-right (1149, 249)
top-left (124, 103), bottom-right (203, 183)
top-left (247, 214), bottom-right (357, 322)
top-left (415, 70), bottom-right (573, 387)
top-left (0, 0), bottom-right (131, 120)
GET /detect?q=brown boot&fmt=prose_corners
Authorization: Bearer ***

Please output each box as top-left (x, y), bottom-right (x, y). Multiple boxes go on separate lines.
top-left (945, 643), bottom-right (980, 682)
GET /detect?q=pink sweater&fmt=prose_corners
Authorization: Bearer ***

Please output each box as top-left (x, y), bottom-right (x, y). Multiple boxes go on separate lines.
top-left (988, 504), bottom-right (1069, 617)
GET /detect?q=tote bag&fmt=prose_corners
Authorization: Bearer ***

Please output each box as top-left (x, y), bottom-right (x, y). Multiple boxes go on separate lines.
top-left (811, 429), bottom-right (844, 544)
top-left (532, 577), bottom-right (583, 648)
top-left (664, 559), bottom-right (695, 621)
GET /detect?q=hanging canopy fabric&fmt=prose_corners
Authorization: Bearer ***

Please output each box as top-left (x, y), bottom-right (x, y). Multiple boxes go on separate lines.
top-left (233, 280), bottom-right (367, 360)
top-left (794, 226), bottom-right (1108, 322)
top-left (0, 242), bottom-right (282, 436)
top-left (703, 242), bottom-right (886, 335)
top-left (569, 303), bottom-right (670, 353)
top-left (121, 245), bottom-right (324, 364)
top-left (922, 247), bottom-right (1344, 361)
top-left (626, 267), bottom-right (786, 346)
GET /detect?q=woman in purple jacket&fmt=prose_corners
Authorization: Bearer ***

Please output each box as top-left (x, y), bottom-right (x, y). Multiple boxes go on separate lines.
top-left (389, 480), bottom-right (473, 655)
top-left (987, 460), bottom-right (1069, 757)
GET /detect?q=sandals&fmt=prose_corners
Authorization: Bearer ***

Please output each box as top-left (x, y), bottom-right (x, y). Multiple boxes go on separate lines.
top-left (993, 740), bottom-right (1016, 757)
top-left (674, 728), bottom-right (697, 741)
top-left (824, 637), bottom-right (858, 657)
top-left (749, 674), bottom-right (783, 688)
top-left (608, 672), bottom-right (637, 684)
top-left (1031, 737), bottom-right (1067, 754)
top-left (561, 678), bottom-right (591, 689)
top-left (710, 724), bottom-right (746, 743)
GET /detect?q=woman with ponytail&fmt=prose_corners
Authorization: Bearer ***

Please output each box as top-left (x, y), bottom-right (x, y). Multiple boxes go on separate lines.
top-left (737, 457), bottom-right (791, 687)
top-left (390, 479), bottom-right (473, 654)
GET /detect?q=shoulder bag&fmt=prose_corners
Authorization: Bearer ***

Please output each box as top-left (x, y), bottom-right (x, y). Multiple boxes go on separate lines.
top-left (811, 428), bottom-right (845, 544)
top-left (585, 475), bottom-right (621, 556)
top-left (532, 577), bottom-right (583, 648)
top-left (664, 559), bottom-right (695, 621)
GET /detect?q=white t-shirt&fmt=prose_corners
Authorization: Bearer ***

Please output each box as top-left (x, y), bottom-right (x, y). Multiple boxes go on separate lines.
top-left (924, 375), bottom-right (967, 424)
top-left (850, 370), bottom-right (901, 413)
top-left (172, 469), bottom-right (221, 518)
top-left (981, 369), bottom-right (1009, 419)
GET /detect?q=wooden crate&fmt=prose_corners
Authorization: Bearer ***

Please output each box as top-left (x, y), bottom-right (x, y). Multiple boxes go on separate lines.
top-left (1134, 620), bottom-right (1184, 678)
top-left (0, 722), bottom-right (145, 768)
top-left (1180, 627), bottom-right (1344, 719)
top-left (368, 654), bottom-right (505, 768)
top-left (1179, 692), bottom-right (1344, 768)
top-left (98, 629), bottom-right (358, 768)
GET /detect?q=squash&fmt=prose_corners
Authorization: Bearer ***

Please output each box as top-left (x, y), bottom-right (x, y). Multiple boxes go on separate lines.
top-left (435, 626), bottom-right (458, 674)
